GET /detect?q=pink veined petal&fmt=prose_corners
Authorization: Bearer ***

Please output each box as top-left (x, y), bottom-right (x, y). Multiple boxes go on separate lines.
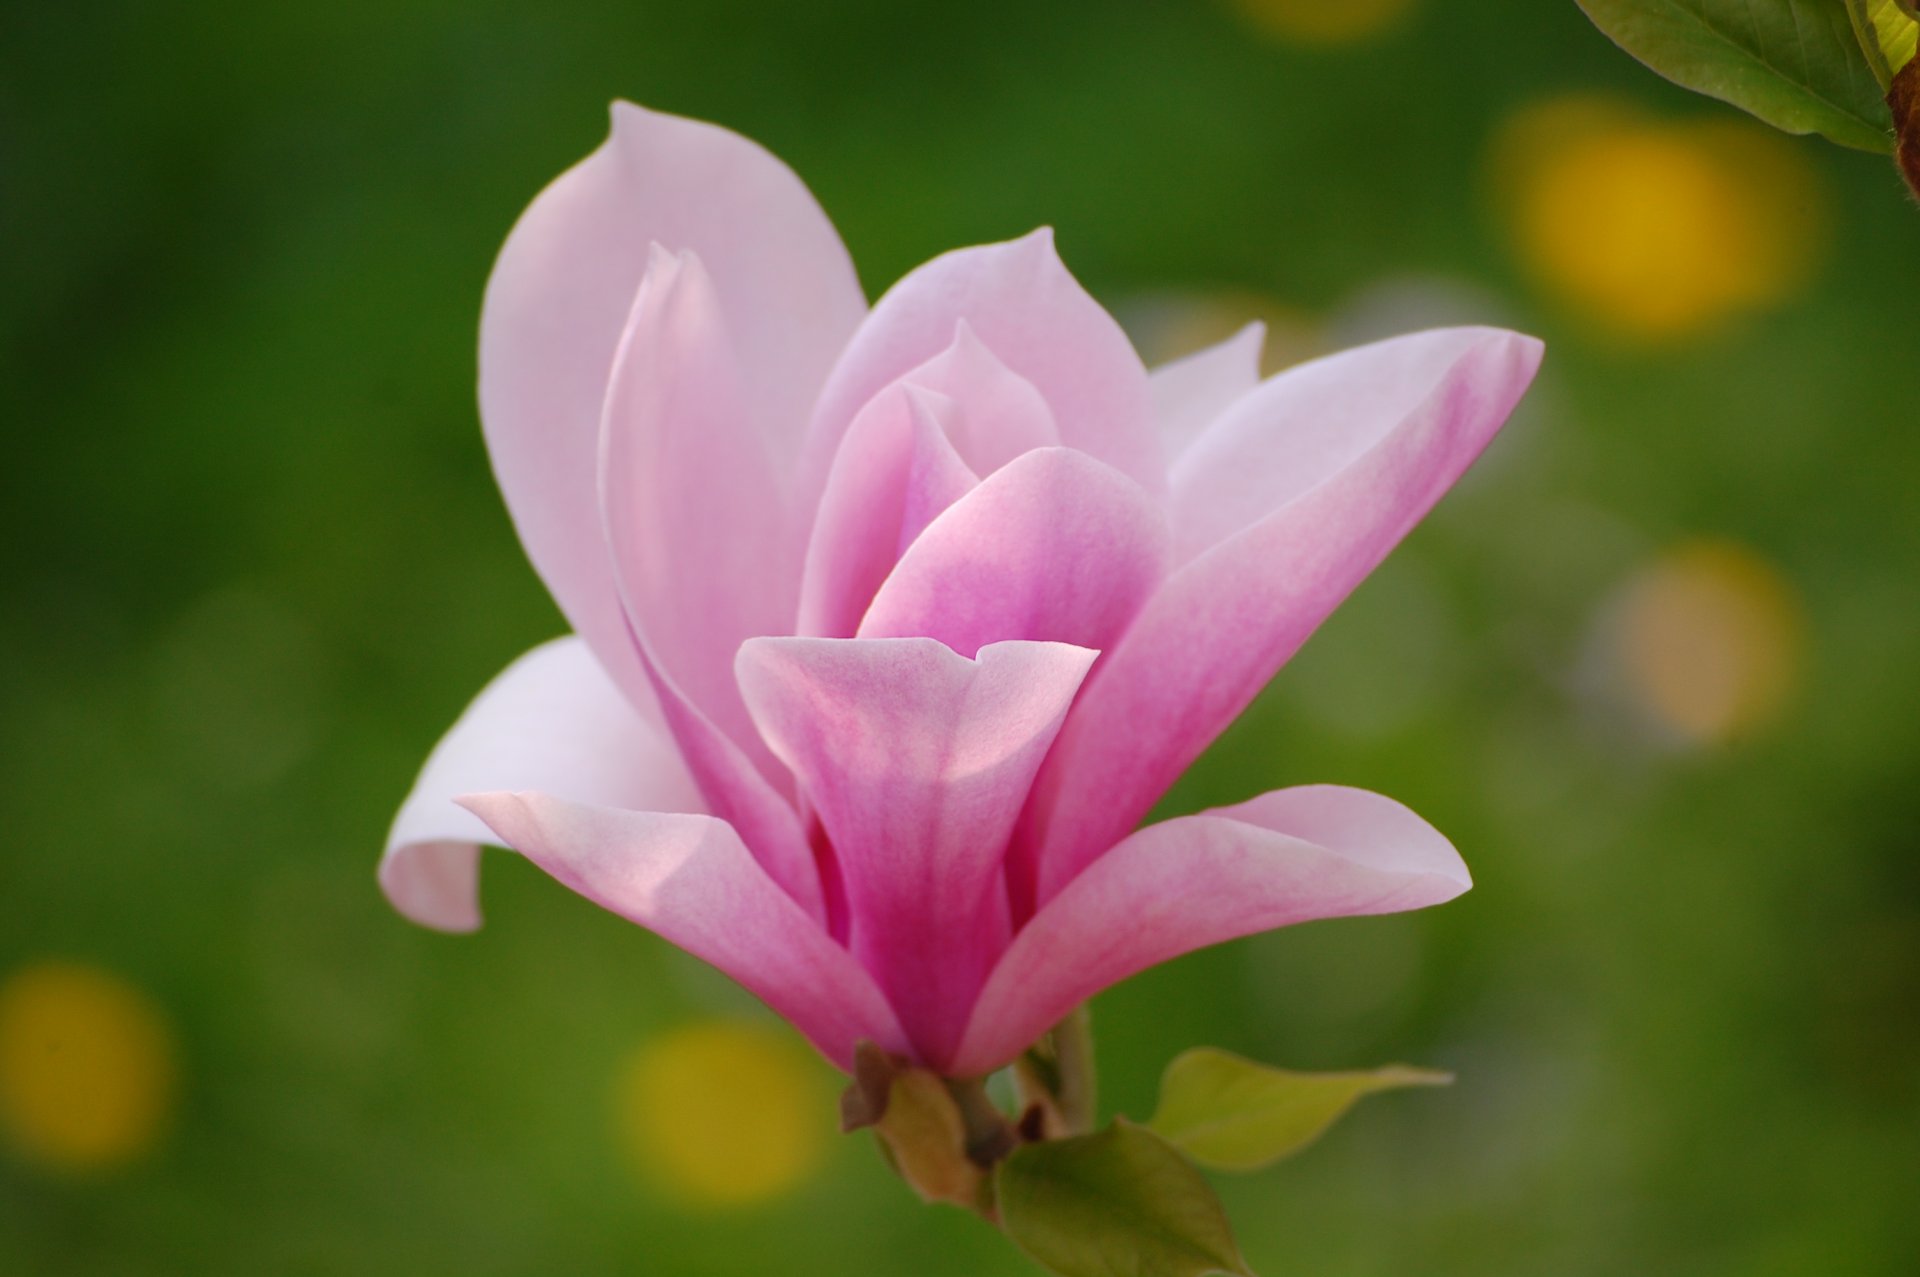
top-left (1169, 327), bottom-right (1530, 566)
top-left (599, 246), bottom-right (792, 774)
top-left (800, 229), bottom-right (1163, 510)
top-left (796, 385), bottom-right (980, 640)
top-left (479, 101), bottom-right (865, 713)
top-left (1149, 321), bottom-right (1266, 468)
top-left (951, 785), bottom-right (1469, 1078)
top-left (599, 249), bottom-right (824, 921)
top-left (735, 637), bottom-right (1097, 1071)
top-left (858, 447), bottom-right (1170, 661)
top-left (1019, 327), bottom-right (1543, 907)
top-left (380, 637), bottom-right (702, 933)
top-left (458, 792), bottom-right (908, 1071)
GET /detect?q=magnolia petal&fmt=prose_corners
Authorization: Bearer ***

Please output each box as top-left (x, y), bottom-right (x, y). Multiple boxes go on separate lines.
top-left (479, 101), bottom-right (864, 709)
top-left (802, 229), bottom-right (1162, 504)
top-left (797, 385), bottom-right (980, 640)
top-left (859, 447), bottom-right (1170, 660)
top-left (1149, 322), bottom-right (1265, 467)
top-left (952, 786), bottom-right (1468, 1078)
top-left (893, 321), bottom-right (1062, 475)
top-left (1170, 328), bottom-right (1534, 565)
top-left (459, 792), bottom-right (908, 1070)
top-left (1022, 328), bottom-right (1542, 905)
top-left (736, 637), bottom-right (1097, 1070)
top-left (599, 246), bottom-right (792, 771)
top-left (593, 248), bottom-right (825, 919)
top-left (380, 637), bottom-right (701, 932)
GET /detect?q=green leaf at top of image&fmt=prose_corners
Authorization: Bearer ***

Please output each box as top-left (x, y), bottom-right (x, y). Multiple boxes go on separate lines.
top-left (996, 1120), bottom-right (1254, 1277)
top-left (1845, 0), bottom-right (1919, 85)
top-left (1575, 0), bottom-right (1896, 152)
top-left (1147, 1048), bottom-right (1452, 1173)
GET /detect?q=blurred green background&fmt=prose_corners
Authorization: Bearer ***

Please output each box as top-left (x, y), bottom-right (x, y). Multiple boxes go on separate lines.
top-left (4, 0), bottom-right (1917, 1272)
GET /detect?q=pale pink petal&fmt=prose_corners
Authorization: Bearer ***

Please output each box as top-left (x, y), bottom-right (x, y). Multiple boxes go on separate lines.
top-left (735, 637), bottom-right (1097, 1070)
top-left (599, 247), bottom-right (793, 768)
top-left (1020, 328), bottom-right (1542, 906)
top-left (479, 102), bottom-right (865, 709)
top-left (797, 385), bottom-right (980, 640)
top-left (597, 249), bottom-right (823, 920)
top-left (895, 321), bottom-right (1061, 475)
top-left (1170, 328), bottom-right (1530, 565)
top-left (380, 637), bottom-right (701, 932)
top-left (952, 786), bottom-right (1468, 1077)
top-left (801, 229), bottom-right (1162, 505)
top-left (858, 448), bottom-right (1170, 660)
top-left (459, 792), bottom-right (908, 1070)
top-left (1149, 322), bottom-right (1265, 467)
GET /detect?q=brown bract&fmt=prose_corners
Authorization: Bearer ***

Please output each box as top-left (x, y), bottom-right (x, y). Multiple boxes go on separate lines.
top-left (1894, 59), bottom-right (1920, 198)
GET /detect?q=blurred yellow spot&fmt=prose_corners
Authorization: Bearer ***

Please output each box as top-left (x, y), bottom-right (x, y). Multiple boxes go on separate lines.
top-left (1617, 540), bottom-right (1805, 745)
top-left (1494, 96), bottom-right (1826, 340)
top-left (0, 961), bottom-right (179, 1172)
top-left (1227, 0), bottom-right (1418, 45)
top-left (614, 1020), bottom-right (829, 1207)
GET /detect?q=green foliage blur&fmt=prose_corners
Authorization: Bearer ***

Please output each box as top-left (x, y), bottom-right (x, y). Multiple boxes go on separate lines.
top-left (3, 0), bottom-right (1916, 1272)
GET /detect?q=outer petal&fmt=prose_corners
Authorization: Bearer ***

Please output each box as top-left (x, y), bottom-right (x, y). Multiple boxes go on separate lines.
top-left (736, 637), bottom-right (1097, 1070)
top-left (797, 385), bottom-right (980, 640)
top-left (380, 637), bottom-right (701, 932)
top-left (599, 249), bottom-right (822, 918)
top-left (952, 786), bottom-right (1468, 1077)
top-left (1149, 321), bottom-right (1265, 467)
top-left (459, 792), bottom-right (908, 1071)
top-left (1020, 328), bottom-right (1542, 906)
top-left (1170, 328), bottom-right (1530, 565)
top-left (801, 229), bottom-right (1162, 505)
top-left (858, 448), bottom-right (1170, 660)
top-left (479, 102), bottom-right (865, 709)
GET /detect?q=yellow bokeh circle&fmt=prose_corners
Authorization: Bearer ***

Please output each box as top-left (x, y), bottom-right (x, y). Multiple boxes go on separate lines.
top-left (0, 961), bottom-right (179, 1172)
top-left (1494, 96), bottom-right (1826, 340)
top-left (614, 1020), bottom-right (829, 1208)
top-left (1616, 540), bottom-right (1805, 745)
top-left (1226, 0), bottom-right (1419, 45)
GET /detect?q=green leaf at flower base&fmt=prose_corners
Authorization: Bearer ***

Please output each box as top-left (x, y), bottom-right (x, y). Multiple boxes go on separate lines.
top-left (1575, 0), bottom-right (1897, 152)
top-left (996, 1120), bottom-right (1254, 1277)
top-left (1147, 1048), bottom-right (1452, 1173)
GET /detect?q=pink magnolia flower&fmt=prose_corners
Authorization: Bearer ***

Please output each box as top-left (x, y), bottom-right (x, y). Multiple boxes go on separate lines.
top-left (381, 103), bottom-right (1542, 1079)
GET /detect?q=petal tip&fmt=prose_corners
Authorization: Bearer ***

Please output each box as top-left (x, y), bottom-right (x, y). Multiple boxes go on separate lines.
top-left (378, 841), bottom-right (485, 934)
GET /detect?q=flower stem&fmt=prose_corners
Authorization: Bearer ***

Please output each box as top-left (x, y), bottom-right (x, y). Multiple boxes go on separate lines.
top-left (1053, 1003), bottom-right (1097, 1134)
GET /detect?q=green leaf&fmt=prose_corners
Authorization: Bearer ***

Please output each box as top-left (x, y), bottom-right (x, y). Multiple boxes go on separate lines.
top-left (996, 1120), bottom-right (1254, 1277)
top-left (1147, 1048), bottom-right (1452, 1173)
top-left (1576, 0), bottom-right (1896, 152)
top-left (1845, 0), bottom-right (1919, 85)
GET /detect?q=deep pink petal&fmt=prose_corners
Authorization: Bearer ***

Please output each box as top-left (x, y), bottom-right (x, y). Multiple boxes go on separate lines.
top-left (952, 786), bottom-right (1468, 1077)
top-left (381, 638), bottom-right (701, 932)
top-left (459, 792), bottom-right (908, 1071)
top-left (858, 448), bottom-right (1170, 660)
top-left (479, 102), bottom-right (864, 710)
top-left (797, 385), bottom-right (980, 640)
top-left (801, 229), bottom-right (1162, 506)
top-left (735, 637), bottom-right (1097, 1070)
top-left (1021, 328), bottom-right (1542, 905)
top-left (1149, 321), bottom-right (1265, 467)
top-left (598, 249), bottom-right (823, 919)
